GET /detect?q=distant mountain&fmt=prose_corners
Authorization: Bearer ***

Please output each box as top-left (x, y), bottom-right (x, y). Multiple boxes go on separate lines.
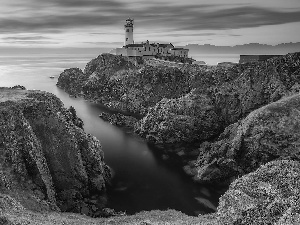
top-left (184, 42), bottom-right (300, 55)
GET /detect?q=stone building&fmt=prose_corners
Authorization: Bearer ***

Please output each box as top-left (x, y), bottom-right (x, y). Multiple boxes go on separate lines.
top-left (116, 18), bottom-right (189, 58)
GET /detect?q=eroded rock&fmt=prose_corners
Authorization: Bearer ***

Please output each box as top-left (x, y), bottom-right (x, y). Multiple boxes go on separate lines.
top-left (0, 88), bottom-right (110, 214)
top-left (217, 160), bottom-right (300, 224)
top-left (195, 93), bottom-right (300, 183)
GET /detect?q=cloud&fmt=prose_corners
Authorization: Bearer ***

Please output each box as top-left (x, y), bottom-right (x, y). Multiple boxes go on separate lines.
top-left (0, 0), bottom-right (299, 48)
top-left (0, 40), bottom-right (59, 45)
top-left (2, 36), bottom-right (51, 40)
top-left (182, 6), bottom-right (300, 30)
top-left (1, 1), bottom-right (300, 34)
top-left (156, 32), bottom-right (218, 37)
top-left (80, 41), bottom-right (123, 45)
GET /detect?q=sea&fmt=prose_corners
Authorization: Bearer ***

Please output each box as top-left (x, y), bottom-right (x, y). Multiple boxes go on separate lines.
top-left (191, 54), bottom-right (240, 65)
top-left (0, 52), bottom-right (230, 216)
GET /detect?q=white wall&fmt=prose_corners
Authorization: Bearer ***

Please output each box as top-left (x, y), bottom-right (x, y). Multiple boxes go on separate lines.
top-left (125, 26), bottom-right (134, 46)
top-left (116, 48), bottom-right (127, 56)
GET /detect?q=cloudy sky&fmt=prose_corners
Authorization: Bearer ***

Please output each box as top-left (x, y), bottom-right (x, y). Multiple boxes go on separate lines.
top-left (0, 0), bottom-right (300, 49)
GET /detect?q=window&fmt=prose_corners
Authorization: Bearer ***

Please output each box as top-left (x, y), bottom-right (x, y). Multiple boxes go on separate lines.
top-left (126, 29), bottom-right (129, 32)
top-left (126, 38), bottom-right (128, 41)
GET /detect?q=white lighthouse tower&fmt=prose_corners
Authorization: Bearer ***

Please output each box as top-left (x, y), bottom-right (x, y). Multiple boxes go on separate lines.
top-left (124, 18), bottom-right (134, 46)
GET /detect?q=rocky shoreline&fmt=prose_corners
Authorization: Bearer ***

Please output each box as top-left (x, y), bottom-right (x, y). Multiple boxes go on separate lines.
top-left (1, 51), bottom-right (300, 224)
top-left (0, 88), bottom-right (115, 218)
top-left (1, 87), bottom-right (300, 224)
top-left (57, 52), bottom-right (300, 183)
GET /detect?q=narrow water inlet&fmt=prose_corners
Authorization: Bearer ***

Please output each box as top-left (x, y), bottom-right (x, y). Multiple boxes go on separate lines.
top-left (0, 54), bottom-right (227, 216)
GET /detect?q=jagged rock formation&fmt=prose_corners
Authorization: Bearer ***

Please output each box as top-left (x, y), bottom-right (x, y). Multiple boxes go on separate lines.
top-left (194, 93), bottom-right (300, 183)
top-left (137, 52), bottom-right (300, 145)
top-left (217, 160), bottom-right (300, 224)
top-left (57, 53), bottom-right (191, 115)
top-left (0, 160), bottom-right (299, 224)
top-left (135, 89), bottom-right (222, 144)
top-left (56, 67), bottom-right (87, 97)
top-left (57, 52), bottom-right (300, 185)
top-left (0, 88), bottom-right (111, 216)
top-left (99, 112), bottom-right (138, 129)
top-left (1, 87), bottom-right (299, 223)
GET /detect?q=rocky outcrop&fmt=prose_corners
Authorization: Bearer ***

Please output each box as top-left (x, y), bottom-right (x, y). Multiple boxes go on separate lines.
top-left (137, 52), bottom-right (300, 145)
top-left (99, 112), bottom-right (138, 130)
top-left (194, 93), bottom-right (300, 183)
top-left (57, 53), bottom-right (191, 115)
top-left (135, 89), bottom-right (222, 144)
top-left (57, 53), bottom-right (300, 145)
top-left (84, 53), bottom-right (137, 76)
top-left (217, 160), bottom-right (300, 224)
top-left (56, 68), bottom-right (87, 97)
top-left (1, 160), bottom-right (299, 224)
top-left (0, 88), bottom-right (111, 216)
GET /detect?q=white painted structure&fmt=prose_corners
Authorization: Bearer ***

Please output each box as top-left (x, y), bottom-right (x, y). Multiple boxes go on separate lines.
top-left (116, 18), bottom-right (189, 59)
top-left (169, 48), bottom-right (189, 58)
top-left (124, 18), bottom-right (134, 46)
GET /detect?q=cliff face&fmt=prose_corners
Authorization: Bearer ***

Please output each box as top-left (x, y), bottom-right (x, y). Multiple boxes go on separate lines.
top-left (56, 68), bottom-right (87, 97)
top-left (217, 160), bottom-right (300, 224)
top-left (1, 160), bottom-right (299, 224)
top-left (194, 93), bottom-right (300, 183)
top-left (1, 88), bottom-right (300, 223)
top-left (137, 52), bottom-right (300, 145)
top-left (57, 53), bottom-right (190, 115)
top-left (0, 89), bottom-right (110, 215)
top-left (57, 52), bottom-right (300, 184)
top-left (135, 89), bottom-right (222, 144)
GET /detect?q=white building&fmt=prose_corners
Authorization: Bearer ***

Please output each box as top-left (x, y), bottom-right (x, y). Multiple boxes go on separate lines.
top-left (124, 18), bottom-right (134, 46)
top-left (116, 18), bottom-right (189, 59)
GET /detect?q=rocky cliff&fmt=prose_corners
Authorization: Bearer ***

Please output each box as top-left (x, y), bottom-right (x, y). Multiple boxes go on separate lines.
top-left (57, 52), bottom-right (300, 181)
top-left (53, 52), bottom-right (300, 223)
top-left (1, 159), bottom-right (299, 224)
top-left (1, 88), bottom-right (299, 224)
top-left (0, 88), bottom-right (111, 216)
top-left (217, 160), bottom-right (300, 224)
top-left (193, 93), bottom-right (300, 184)
top-left (57, 54), bottom-right (190, 115)
top-left (137, 52), bottom-right (300, 145)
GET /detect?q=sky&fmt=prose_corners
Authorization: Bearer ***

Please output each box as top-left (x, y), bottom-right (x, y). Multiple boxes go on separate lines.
top-left (0, 0), bottom-right (300, 49)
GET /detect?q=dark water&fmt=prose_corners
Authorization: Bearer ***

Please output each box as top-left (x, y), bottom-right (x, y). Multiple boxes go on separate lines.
top-left (0, 54), bottom-right (227, 216)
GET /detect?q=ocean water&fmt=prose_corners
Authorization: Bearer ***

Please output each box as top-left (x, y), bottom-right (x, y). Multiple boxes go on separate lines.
top-left (190, 54), bottom-right (240, 65)
top-left (0, 53), bottom-right (227, 216)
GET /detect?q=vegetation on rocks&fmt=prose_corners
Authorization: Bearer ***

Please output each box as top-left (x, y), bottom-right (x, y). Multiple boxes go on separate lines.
top-left (57, 53), bottom-right (191, 115)
top-left (1, 158), bottom-right (299, 224)
top-left (54, 52), bottom-right (300, 223)
top-left (135, 89), bottom-right (222, 144)
top-left (217, 160), bottom-right (300, 224)
top-left (193, 93), bottom-right (300, 184)
top-left (57, 52), bottom-right (300, 177)
top-left (0, 88), bottom-right (111, 216)
top-left (138, 52), bottom-right (300, 146)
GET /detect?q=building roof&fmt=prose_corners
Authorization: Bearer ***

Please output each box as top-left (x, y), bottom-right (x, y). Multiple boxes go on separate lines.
top-left (171, 48), bottom-right (189, 51)
top-left (126, 44), bottom-right (144, 47)
top-left (158, 43), bottom-right (174, 48)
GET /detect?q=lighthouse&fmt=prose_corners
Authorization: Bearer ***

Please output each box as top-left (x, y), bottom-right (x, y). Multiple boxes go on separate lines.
top-left (124, 18), bottom-right (134, 46)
